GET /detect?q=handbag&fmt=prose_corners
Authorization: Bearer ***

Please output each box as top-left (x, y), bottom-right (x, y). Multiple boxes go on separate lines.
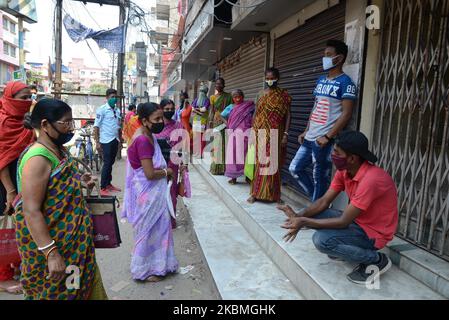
top-left (244, 144), bottom-right (256, 181)
top-left (85, 183), bottom-right (122, 249)
top-left (0, 215), bottom-right (21, 265)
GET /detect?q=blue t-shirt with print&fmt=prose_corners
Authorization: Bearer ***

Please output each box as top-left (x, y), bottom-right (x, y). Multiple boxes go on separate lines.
top-left (306, 73), bottom-right (357, 141)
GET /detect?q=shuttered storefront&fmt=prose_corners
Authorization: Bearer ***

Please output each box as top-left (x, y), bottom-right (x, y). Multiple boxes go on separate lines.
top-left (372, 0), bottom-right (449, 261)
top-left (274, 2), bottom-right (346, 195)
top-left (218, 34), bottom-right (267, 101)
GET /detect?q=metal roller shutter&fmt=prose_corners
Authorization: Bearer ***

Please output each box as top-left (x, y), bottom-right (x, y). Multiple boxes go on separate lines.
top-left (274, 2), bottom-right (346, 195)
top-left (219, 34), bottom-right (267, 101)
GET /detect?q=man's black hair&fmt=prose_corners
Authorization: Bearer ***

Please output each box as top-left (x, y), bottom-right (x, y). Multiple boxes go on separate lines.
top-left (326, 39), bottom-right (349, 63)
top-left (106, 88), bottom-right (118, 97)
top-left (266, 67), bottom-right (280, 79)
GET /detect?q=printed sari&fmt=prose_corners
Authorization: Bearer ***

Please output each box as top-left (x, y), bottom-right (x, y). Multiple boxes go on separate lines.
top-left (250, 88), bottom-right (292, 202)
top-left (122, 134), bottom-right (178, 280)
top-left (123, 115), bottom-right (142, 145)
top-left (209, 92), bottom-right (232, 175)
top-left (13, 148), bottom-right (107, 300)
top-left (225, 101), bottom-right (255, 179)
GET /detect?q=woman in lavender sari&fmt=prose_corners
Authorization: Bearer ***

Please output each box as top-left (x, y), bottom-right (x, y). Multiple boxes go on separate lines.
top-left (122, 103), bottom-right (178, 282)
top-left (155, 99), bottom-right (188, 229)
top-left (223, 90), bottom-right (255, 185)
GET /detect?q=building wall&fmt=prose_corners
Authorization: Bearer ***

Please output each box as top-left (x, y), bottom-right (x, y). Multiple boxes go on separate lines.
top-left (358, 0), bottom-right (384, 142)
top-left (0, 11), bottom-right (20, 86)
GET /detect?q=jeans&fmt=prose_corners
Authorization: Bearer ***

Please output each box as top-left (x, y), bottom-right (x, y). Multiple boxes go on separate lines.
top-left (101, 139), bottom-right (119, 189)
top-left (289, 139), bottom-right (333, 201)
top-left (312, 209), bottom-right (380, 265)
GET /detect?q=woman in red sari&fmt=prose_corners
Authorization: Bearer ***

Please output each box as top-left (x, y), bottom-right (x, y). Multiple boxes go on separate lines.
top-left (248, 68), bottom-right (292, 204)
top-left (175, 91), bottom-right (193, 154)
top-left (0, 81), bottom-right (35, 295)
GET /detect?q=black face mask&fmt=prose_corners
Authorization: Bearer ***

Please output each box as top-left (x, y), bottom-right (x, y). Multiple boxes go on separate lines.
top-left (149, 122), bottom-right (165, 134)
top-left (164, 111), bottom-right (175, 120)
top-left (48, 124), bottom-right (75, 146)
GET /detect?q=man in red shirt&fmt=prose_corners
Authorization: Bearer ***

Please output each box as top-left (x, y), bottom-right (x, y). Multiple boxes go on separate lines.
top-left (279, 131), bottom-right (398, 285)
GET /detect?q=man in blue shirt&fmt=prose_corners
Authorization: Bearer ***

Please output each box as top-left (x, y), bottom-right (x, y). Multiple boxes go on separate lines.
top-left (94, 88), bottom-right (122, 196)
top-left (289, 40), bottom-right (357, 201)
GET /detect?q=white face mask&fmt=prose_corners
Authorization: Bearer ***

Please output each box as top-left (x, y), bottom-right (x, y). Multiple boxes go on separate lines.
top-left (323, 56), bottom-right (339, 71)
top-left (265, 80), bottom-right (278, 88)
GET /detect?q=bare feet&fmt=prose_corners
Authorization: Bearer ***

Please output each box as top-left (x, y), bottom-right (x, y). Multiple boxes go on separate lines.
top-left (247, 196), bottom-right (256, 204)
top-left (145, 276), bottom-right (163, 283)
top-left (228, 179), bottom-right (237, 185)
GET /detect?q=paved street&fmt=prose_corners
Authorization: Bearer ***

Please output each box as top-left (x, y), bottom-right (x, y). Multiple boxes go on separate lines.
top-left (0, 153), bottom-right (221, 300)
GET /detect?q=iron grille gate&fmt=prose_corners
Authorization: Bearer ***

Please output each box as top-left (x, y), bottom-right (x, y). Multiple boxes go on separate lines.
top-left (373, 0), bottom-right (449, 261)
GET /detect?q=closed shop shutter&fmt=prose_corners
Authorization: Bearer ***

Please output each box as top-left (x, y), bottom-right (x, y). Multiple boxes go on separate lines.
top-left (372, 0), bottom-right (449, 261)
top-left (274, 2), bottom-right (346, 195)
top-left (219, 34), bottom-right (267, 102)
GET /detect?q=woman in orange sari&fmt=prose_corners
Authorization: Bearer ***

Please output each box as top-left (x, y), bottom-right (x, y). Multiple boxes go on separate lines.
top-left (123, 104), bottom-right (143, 145)
top-left (248, 68), bottom-right (291, 204)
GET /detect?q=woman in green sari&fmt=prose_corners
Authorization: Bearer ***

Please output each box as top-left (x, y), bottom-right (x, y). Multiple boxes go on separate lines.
top-left (13, 99), bottom-right (107, 300)
top-left (209, 78), bottom-right (232, 175)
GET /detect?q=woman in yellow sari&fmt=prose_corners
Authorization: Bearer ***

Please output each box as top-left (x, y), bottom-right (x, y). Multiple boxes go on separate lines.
top-left (248, 68), bottom-right (292, 204)
top-left (209, 78), bottom-right (232, 175)
top-left (14, 99), bottom-right (107, 300)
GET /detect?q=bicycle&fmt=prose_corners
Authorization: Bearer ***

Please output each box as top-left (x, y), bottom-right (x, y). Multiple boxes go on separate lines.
top-left (74, 121), bottom-right (103, 173)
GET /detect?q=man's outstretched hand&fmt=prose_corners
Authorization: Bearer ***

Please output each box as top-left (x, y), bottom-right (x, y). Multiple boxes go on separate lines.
top-left (281, 217), bottom-right (307, 243)
top-left (277, 204), bottom-right (297, 218)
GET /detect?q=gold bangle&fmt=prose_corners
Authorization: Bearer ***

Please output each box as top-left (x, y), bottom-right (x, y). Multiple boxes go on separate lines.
top-left (45, 246), bottom-right (58, 260)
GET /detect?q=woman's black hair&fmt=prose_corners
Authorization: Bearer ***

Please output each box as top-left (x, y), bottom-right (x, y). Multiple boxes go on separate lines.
top-left (216, 77), bottom-right (225, 86)
top-left (215, 77), bottom-right (226, 87)
top-left (180, 91), bottom-right (189, 99)
top-left (29, 99), bottom-right (72, 129)
top-left (160, 99), bottom-right (175, 108)
top-left (137, 102), bottom-right (160, 120)
top-left (128, 103), bottom-right (137, 111)
top-left (266, 67), bottom-right (280, 79)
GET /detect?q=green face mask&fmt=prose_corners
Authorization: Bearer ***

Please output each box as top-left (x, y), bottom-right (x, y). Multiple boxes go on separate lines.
top-left (108, 97), bottom-right (118, 107)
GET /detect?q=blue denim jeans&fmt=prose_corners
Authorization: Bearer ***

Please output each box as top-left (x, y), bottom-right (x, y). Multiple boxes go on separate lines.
top-left (312, 209), bottom-right (380, 265)
top-left (289, 139), bottom-right (333, 201)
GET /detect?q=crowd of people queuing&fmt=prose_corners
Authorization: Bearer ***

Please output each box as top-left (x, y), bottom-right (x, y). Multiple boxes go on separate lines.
top-left (0, 38), bottom-right (400, 299)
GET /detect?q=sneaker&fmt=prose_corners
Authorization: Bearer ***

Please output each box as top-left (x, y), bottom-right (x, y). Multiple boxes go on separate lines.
top-left (347, 253), bottom-right (392, 285)
top-left (107, 184), bottom-right (122, 193)
top-left (100, 188), bottom-right (112, 197)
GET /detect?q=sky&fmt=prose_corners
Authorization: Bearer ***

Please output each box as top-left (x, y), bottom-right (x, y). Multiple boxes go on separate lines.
top-left (26, 0), bottom-right (157, 70)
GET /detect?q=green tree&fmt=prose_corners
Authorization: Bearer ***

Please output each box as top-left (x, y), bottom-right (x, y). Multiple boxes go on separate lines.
top-left (89, 83), bottom-right (108, 95)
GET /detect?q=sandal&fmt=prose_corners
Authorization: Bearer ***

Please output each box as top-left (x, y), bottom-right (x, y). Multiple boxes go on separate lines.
top-left (145, 276), bottom-right (163, 283)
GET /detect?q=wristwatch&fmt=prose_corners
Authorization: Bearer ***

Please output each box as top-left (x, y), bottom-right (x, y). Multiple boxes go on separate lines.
top-left (324, 134), bottom-right (333, 142)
